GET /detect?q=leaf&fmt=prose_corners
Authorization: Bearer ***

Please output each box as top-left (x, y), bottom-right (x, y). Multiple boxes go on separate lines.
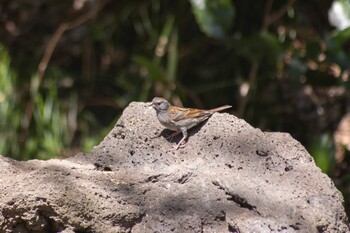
top-left (190, 0), bottom-right (235, 38)
top-left (330, 27), bottom-right (350, 49)
top-left (308, 134), bottom-right (335, 174)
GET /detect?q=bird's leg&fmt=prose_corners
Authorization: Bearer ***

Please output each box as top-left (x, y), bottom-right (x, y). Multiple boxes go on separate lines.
top-left (170, 129), bottom-right (188, 151)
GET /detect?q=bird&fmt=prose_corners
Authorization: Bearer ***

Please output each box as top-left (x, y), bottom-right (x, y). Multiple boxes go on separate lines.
top-left (151, 97), bottom-right (231, 150)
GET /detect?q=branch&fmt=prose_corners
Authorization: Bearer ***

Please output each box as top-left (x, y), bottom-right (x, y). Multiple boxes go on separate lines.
top-left (37, 1), bottom-right (107, 82)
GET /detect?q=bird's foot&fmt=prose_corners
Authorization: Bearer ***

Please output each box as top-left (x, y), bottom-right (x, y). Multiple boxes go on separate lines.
top-left (168, 141), bottom-right (186, 151)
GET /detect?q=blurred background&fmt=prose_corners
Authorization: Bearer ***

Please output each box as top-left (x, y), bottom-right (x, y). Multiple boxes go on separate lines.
top-left (1, 0), bottom-right (350, 217)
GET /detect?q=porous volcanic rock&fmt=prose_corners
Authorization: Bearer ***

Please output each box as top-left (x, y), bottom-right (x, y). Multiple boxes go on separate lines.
top-left (0, 101), bottom-right (349, 233)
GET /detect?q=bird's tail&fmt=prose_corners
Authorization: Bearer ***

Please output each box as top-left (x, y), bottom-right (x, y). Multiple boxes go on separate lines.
top-left (209, 105), bottom-right (232, 113)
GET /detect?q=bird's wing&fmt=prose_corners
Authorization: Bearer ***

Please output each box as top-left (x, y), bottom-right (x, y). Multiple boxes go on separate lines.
top-left (169, 106), bottom-right (211, 122)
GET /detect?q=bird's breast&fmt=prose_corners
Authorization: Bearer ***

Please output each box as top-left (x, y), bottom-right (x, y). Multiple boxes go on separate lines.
top-left (156, 112), bottom-right (179, 131)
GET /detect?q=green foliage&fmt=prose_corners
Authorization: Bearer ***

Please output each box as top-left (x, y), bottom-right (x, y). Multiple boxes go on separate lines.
top-left (0, 45), bottom-right (21, 157)
top-left (337, 0), bottom-right (350, 18)
top-left (0, 47), bottom-right (102, 160)
top-left (190, 0), bottom-right (235, 38)
top-left (309, 134), bottom-right (335, 174)
top-left (232, 31), bottom-right (282, 63)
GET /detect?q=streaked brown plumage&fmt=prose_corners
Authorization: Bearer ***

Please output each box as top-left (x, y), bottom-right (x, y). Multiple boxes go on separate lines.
top-left (151, 97), bottom-right (231, 150)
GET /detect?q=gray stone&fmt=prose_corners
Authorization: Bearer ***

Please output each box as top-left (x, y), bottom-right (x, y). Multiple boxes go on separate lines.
top-left (0, 101), bottom-right (348, 232)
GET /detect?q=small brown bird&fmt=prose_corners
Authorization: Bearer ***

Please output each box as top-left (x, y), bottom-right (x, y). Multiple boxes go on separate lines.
top-left (151, 97), bottom-right (231, 150)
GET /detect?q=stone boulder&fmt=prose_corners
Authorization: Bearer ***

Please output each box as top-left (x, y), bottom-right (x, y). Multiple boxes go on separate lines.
top-left (0, 101), bottom-right (348, 232)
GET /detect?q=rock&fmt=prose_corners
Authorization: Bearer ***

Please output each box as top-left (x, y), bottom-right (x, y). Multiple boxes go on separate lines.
top-left (0, 101), bottom-right (349, 233)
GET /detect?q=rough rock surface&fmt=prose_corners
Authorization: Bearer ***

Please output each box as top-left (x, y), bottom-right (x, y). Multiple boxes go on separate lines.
top-left (0, 101), bottom-right (349, 233)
